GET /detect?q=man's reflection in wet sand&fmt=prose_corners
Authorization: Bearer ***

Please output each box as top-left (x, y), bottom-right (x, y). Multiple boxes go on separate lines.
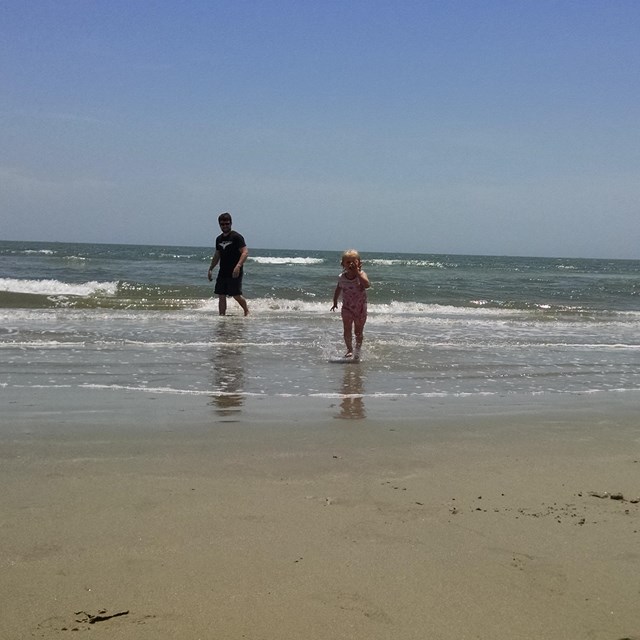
top-left (336, 363), bottom-right (366, 420)
top-left (210, 319), bottom-right (246, 417)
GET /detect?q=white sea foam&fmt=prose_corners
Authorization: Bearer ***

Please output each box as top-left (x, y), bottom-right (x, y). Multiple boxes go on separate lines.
top-left (23, 249), bottom-right (55, 256)
top-left (159, 253), bottom-right (198, 259)
top-left (249, 256), bottom-right (324, 265)
top-left (367, 301), bottom-right (525, 318)
top-left (199, 297), bottom-right (528, 317)
top-left (368, 259), bottom-right (452, 268)
top-left (0, 278), bottom-right (118, 297)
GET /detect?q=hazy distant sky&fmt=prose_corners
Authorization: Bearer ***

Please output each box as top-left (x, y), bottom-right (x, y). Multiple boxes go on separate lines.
top-left (2, 1), bottom-right (639, 258)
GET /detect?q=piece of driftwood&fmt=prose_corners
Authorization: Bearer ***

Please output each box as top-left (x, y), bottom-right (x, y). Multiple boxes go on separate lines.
top-left (75, 609), bottom-right (129, 624)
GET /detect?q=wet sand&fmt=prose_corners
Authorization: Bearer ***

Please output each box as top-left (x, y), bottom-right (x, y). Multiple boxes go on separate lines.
top-left (1, 390), bottom-right (639, 639)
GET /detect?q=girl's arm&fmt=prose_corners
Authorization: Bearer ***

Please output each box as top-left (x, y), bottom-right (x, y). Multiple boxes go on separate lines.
top-left (331, 283), bottom-right (341, 310)
top-left (357, 268), bottom-right (371, 289)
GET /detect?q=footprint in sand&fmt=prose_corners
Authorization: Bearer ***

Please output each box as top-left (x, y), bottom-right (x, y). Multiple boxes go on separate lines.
top-left (313, 591), bottom-right (393, 624)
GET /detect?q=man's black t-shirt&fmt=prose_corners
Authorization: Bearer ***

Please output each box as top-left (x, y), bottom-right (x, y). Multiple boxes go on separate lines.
top-left (215, 231), bottom-right (246, 277)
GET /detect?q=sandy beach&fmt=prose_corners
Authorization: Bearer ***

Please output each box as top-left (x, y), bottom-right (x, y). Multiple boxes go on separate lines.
top-left (1, 390), bottom-right (639, 640)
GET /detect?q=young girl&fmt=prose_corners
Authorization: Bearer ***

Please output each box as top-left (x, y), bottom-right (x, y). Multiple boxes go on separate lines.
top-left (331, 249), bottom-right (371, 360)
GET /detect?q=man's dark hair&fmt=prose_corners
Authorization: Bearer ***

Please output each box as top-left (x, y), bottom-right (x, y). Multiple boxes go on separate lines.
top-left (218, 212), bottom-right (232, 223)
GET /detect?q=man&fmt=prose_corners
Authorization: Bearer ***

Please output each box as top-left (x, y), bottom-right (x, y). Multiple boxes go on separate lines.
top-left (207, 212), bottom-right (249, 316)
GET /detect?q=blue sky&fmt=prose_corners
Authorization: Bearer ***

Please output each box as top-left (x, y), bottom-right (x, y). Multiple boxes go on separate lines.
top-left (2, 1), bottom-right (639, 258)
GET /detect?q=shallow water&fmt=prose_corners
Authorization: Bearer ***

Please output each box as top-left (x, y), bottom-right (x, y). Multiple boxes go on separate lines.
top-left (1, 240), bottom-right (639, 420)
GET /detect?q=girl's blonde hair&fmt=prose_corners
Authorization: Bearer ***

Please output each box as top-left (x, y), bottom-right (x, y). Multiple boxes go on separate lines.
top-left (341, 249), bottom-right (361, 264)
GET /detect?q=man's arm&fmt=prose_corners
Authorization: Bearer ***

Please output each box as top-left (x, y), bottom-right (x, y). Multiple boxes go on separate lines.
top-left (232, 246), bottom-right (248, 278)
top-left (207, 250), bottom-right (220, 281)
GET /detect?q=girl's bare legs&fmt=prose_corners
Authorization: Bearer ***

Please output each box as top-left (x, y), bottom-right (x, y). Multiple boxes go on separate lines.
top-left (353, 319), bottom-right (365, 360)
top-left (342, 317), bottom-right (353, 357)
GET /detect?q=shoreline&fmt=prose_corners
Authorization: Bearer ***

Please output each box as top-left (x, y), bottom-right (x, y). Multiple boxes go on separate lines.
top-left (3, 383), bottom-right (640, 428)
top-left (1, 391), bottom-right (639, 639)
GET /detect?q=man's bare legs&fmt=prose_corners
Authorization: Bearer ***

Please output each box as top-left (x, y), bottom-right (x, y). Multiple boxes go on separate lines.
top-left (233, 295), bottom-right (250, 316)
top-left (218, 295), bottom-right (249, 316)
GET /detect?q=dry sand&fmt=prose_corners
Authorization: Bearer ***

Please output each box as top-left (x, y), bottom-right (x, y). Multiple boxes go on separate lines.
top-left (1, 392), bottom-right (639, 639)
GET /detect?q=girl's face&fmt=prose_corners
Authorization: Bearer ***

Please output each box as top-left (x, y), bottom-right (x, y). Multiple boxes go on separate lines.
top-left (342, 256), bottom-right (359, 271)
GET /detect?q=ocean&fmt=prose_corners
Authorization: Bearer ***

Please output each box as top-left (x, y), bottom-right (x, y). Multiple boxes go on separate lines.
top-left (1, 240), bottom-right (639, 421)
